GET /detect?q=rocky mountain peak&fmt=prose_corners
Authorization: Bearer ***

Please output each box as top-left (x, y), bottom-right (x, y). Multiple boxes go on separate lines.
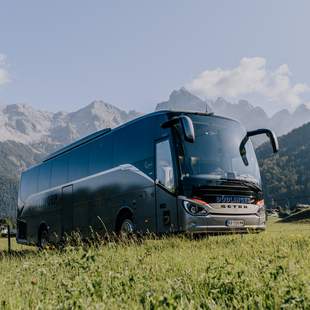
top-left (294, 103), bottom-right (310, 115)
top-left (156, 87), bottom-right (211, 112)
top-left (237, 99), bottom-right (254, 111)
top-left (88, 100), bottom-right (116, 111)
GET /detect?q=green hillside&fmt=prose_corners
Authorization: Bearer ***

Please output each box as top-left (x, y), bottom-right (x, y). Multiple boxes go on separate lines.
top-left (257, 122), bottom-right (310, 209)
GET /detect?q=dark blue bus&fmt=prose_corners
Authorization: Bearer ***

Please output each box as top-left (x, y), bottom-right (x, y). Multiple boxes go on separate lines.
top-left (16, 110), bottom-right (278, 247)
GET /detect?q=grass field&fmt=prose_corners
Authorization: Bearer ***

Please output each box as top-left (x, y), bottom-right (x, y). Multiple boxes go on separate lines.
top-left (0, 219), bottom-right (309, 309)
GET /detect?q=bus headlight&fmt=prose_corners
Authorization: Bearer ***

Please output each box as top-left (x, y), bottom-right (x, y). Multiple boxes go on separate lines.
top-left (183, 199), bottom-right (209, 216)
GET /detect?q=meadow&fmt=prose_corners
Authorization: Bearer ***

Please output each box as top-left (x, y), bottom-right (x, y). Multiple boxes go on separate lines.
top-left (0, 219), bottom-right (309, 309)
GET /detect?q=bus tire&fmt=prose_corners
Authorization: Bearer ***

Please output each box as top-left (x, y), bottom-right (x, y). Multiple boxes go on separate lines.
top-left (116, 211), bottom-right (135, 237)
top-left (38, 226), bottom-right (49, 250)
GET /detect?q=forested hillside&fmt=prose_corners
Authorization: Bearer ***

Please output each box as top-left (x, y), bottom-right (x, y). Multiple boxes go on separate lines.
top-left (257, 122), bottom-right (310, 208)
top-left (0, 175), bottom-right (18, 219)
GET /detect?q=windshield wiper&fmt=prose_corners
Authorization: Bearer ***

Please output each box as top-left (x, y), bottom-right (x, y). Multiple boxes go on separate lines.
top-left (219, 178), bottom-right (262, 192)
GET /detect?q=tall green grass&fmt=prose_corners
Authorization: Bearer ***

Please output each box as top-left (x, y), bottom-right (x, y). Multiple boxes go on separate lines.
top-left (0, 220), bottom-right (309, 309)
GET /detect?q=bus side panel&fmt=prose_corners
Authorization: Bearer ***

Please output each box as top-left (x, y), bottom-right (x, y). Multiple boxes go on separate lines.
top-left (19, 165), bottom-right (157, 243)
top-left (21, 188), bottom-right (63, 245)
top-left (108, 186), bottom-right (156, 233)
top-left (72, 198), bottom-right (90, 236)
top-left (130, 186), bottom-right (156, 233)
top-left (73, 165), bottom-right (156, 234)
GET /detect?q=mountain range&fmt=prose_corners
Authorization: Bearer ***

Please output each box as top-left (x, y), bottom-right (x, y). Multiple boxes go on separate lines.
top-left (0, 101), bottom-right (140, 146)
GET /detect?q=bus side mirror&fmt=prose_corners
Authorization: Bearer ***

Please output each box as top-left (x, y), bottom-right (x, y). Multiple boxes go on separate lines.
top-left (180, 116), bottom-right (195, 143)
top-left (239, 128), bottom-right (279, 166)
top-left (161, 115), bottom-right (195, 143)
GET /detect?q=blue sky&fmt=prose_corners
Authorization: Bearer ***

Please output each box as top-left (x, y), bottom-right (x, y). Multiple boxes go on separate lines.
top-left (0, 1), bottom-right (310, 114)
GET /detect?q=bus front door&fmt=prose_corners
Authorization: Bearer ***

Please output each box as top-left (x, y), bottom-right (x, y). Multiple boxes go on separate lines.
top-left (155, 139), bottom-right (178, 233)
top-left (61, 185), bottom-right (73, 236)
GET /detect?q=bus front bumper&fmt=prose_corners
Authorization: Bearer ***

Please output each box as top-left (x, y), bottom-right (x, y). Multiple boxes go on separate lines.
top-left (182, 212), bottom-right (266, 233)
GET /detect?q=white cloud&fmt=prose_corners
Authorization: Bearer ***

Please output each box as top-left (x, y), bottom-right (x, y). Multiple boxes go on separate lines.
top-left (186, 57), bottom-right (310, 113)
top-left (0, 54), bottom-right (10, 86)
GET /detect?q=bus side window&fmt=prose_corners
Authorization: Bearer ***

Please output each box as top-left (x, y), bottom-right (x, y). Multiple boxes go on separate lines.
top-left (38, 162), bottom-right (51, 192)
top-left (89, 134), bottom-right (114, 174)
top-left (51, 155), bottom-right (69, 188)
top-left (156, 140), bottom-right (175, 192)
top-left (69, 146), bottom-right (90, 181)
top-left (20, 167), bottom-right (39, 201)
top-left (114, 120), bottom-right (155, 179)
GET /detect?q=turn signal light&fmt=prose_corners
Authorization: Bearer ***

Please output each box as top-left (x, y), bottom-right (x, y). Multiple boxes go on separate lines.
top-left (256, 199), bottom-right (265, 207)
top-left (191, 198), bottom-right (209, 206)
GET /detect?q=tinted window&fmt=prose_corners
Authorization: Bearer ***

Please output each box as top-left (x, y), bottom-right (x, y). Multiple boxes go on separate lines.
top-left (51, 155), bottom-right (69, 187)
top-left (114, 119), bottom-right (155, 178)
top-left (69, 146), bottom-right (90, 181)
top-left (38, 162), bottom-right (51, 191)
top-left (89, 134), bottom-right (114, 174)
top-left (179, 115), bottom-right (261, 185)
top-left (156, 139), bottom-right (175, 191)
top-left (20, 167), bottom-right (39, 201)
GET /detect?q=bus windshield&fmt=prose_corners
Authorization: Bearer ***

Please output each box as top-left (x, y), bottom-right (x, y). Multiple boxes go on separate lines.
top-left (177, 115), bottom-right (261, 186)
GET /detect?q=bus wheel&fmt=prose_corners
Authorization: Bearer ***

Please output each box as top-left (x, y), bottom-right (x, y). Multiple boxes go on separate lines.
top-left (38, 227), bottom-right (49, 250)
top-left (120, 219), bottom-right (135, 236)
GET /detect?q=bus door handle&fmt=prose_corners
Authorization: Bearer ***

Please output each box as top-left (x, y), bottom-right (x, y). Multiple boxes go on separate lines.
top-left (160, 203), bottom-right (167, 209)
